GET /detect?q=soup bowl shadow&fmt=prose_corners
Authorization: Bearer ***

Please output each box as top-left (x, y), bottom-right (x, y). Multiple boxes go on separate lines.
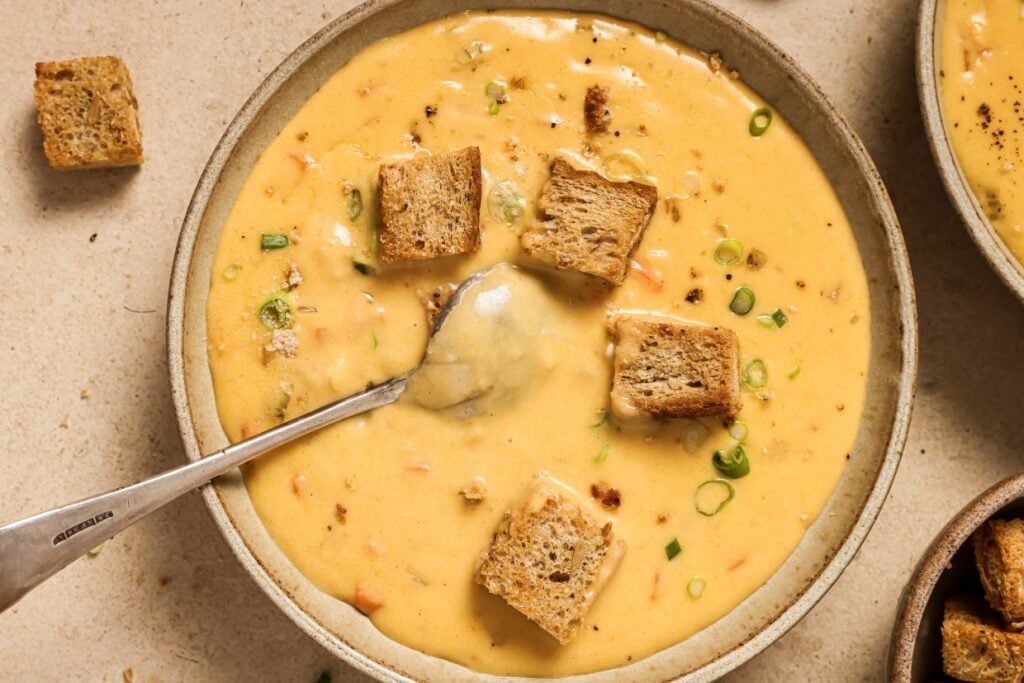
top-left (167, 0), bottom-right (917, 680)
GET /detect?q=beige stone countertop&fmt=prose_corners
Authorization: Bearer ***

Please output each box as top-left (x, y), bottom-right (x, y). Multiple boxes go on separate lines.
top-left (2, 0), bottom-right (1021, 680)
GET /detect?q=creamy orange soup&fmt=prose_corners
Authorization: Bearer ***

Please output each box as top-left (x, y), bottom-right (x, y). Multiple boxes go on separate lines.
top-left (940, 0), bottom-right (1024, 261)
top-left (206, 11), bottom-right (870, 676)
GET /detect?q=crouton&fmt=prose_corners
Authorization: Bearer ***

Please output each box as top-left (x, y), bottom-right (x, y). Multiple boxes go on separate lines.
top-left (584, 84), bottom-right (611, 133)
top-left (474, 479), bottom-right (625, 644)
top-left (610, 315), bottom-right (741, 419)
top-left (942, 595), bottom-right (1024, 682)
top-left (421, 282), bottom-right (458, 329)
top-left (377, 147), bottom-right (481, 263)
top-left (520, 159), bottom-right (657, 285)
top-left (33, 56), bottom-right (143, 170)
top-left (974, 518), bottom-right (1024, 629)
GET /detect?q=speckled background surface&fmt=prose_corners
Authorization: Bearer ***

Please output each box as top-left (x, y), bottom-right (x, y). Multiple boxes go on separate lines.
top-left (1, 0), bottom-right (1020, 681)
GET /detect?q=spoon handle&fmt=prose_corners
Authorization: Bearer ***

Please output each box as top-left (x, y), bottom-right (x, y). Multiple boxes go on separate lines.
top-left (0, 376), bottom-right (408, 614)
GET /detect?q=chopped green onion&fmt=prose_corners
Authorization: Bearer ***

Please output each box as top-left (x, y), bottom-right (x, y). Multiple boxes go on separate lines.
top-left (485, 81), bottom-right (506, 100)
top-left (742, 359), bottom-right (768, 389)
top-left (756, 314), bottom-right (775, 328)
top-left (654, 30), bottom-right (668, 43)
top-left (487, 180), bottom-right (526, 224)
top-left (260, 233), bottom-right (289, 250)
top-left (695, 479), bottom-right (736, 517)
top-left (729, 287), bottom-right (756, 315)
top-left (749, 107), bottom-right (773, 137)
top-left (371, 330), bottom-right (379, 349)
top-left (665, 538), bottom-right (682, 561)
top-left (772, 308), bottom-right (789, 327)
top-left (687, 577), bottom-right (706, 599)
top-left (727, 420), bottom-right (748, 442)
top-left (346, 189), bottom-right (363, 222)
top-left (88, 542), bottom-right (106, 556)
top-left (222, 264), bottom-right (241, 281)
top-left (594, 443), bottom-right (610, 464)
top-left (457, 41), bottom-right (491, 64)
top-left (258, 295), bottom-right (292, 330)
top-left (788, 366), bottom-right (802, 380)
top-left (488, 101), bottom-right (501, 116)
top-left (714, 239), bottom-right (744, 266)
top-left (590, 411), bottom-right (609, 428)
top-left (712, 444), bottom-right (751, 479)
top-left (353, 260), bottom-right (375, 276)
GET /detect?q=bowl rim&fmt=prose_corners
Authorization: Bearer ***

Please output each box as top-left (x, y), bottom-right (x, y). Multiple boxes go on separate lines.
top-left (916, 0), bottom-right (1024, 304)
top-left (166, 1), bottom-right (918, 680)
top-left (887, 471), bottom-right (1024, 681)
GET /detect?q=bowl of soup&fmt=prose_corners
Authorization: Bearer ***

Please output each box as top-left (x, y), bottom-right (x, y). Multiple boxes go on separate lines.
top-left (167, 0), bottom-right (916, 680)
top-left (918, 0), bottom-right (1024, 301)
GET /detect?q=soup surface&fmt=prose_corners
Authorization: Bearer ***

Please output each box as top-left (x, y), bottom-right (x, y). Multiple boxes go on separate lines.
top-left (940, 0), bottom-right (1024, 262)
top-left (206, 10), bottom-right (870, 676)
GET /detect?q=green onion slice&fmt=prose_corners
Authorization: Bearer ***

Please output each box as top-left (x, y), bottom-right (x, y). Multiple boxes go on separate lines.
top-left (687, 577), bottom-right (706, 599)
top-left (742, 359), bottom-right (768, 389)
top-left (258, 295), bottom-right (292, 330)
top-left (590, 411), bottom-right (609, 428)
top-left (223, 264), bottom-right (240, 282)
top-left (788, 366), bottom-right (802, 380)
top-left (772, 308), bottom-right (789, 327)
top-left (695, 479), bottom-right (736, 517)
top-left (260, 233), bottom-right (289, 250)
top-left (749, 107), bottom-right (773, 137)
top-left (594, 443), bottom-right (610, 464)
top-left (727, 420), bottom-right (748, 442)
top-left (654, 30), bottom-right (668, 43)
top-left (729, 287), bottom-right (756, 315)
top-left (353, 260), bottom-right (375, 276)
top-left (665, 538), bottom-right (682, 561)
top-left (488, 101), bottom-right (501, 116)
top-left (485, 80), bottom-right (506, 100)
top-left (346, 189), bottom-right (363, 222)
top-left (714, 238), bottom-right (744, 266)
top-left (756, 314), bottom-right (775, 328)
top-left (712, 444), bottom-right (751, 479)
top-left (487, 180), bottom-right (526, 224)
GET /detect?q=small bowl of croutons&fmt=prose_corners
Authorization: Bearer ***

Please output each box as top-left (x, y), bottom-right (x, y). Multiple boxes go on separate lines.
top-left (889, 472), bottom-right (1024, 682)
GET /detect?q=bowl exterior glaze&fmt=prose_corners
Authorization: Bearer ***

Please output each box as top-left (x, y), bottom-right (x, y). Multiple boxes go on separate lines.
top-left (917, 0), bottom-right (1024, 303)
top-left (167, 1), bottom-right (917, 680)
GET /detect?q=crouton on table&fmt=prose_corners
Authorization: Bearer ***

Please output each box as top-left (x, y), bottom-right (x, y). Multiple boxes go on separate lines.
top-left (377, 146), bottom-right (482, 263)
top-left (974, 518), bottom-right (1024, 629)
top-left (33, 56), bottom-right (144, 170)
top-left (519, 158), bottom-right (657, 285)
top-left (475, 479), bottom-right (625, 644)
top-left (610, 315), bottom-right (741, 419)
top-left (942, 595), bottom-right (1024, 683)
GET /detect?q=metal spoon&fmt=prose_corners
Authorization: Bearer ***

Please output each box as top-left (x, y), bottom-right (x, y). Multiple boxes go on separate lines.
top-left (0, 264), bottom-right (507, 613)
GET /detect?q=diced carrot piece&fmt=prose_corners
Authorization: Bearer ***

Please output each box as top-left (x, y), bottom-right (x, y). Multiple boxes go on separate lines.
top-left (354, 586), bottom-right (383, 615)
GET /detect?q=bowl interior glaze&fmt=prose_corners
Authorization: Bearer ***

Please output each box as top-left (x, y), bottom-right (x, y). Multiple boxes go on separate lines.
top-left (168, 1), bottom-right (916, 680)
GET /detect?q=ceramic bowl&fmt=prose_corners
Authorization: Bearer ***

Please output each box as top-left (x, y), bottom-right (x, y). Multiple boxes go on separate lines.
top-left (167, 0), bottom-right (917, 680)
top-left (888, 473), bottom-right (1024, 681)
top-left (917, 0), bottom-right (1024, 303)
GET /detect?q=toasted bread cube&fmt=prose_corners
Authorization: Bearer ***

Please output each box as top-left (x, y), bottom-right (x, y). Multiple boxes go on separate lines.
top-left (584, 84), bottom-right (611, 133)
top-left (975, 518), bottom-right (1024, 629)
top-left (610, 315), bottom-right (741, 419)
top-left (474, 479), bottom-right (625, 644)
top-left (33, 56), bottom-right (143, 170)
top-left (942, 595), bottom-right (1024, 683)
top-left (377, 147), bottom-right (482, 263)
top-left (520, 158), bottom-right (657, 285)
